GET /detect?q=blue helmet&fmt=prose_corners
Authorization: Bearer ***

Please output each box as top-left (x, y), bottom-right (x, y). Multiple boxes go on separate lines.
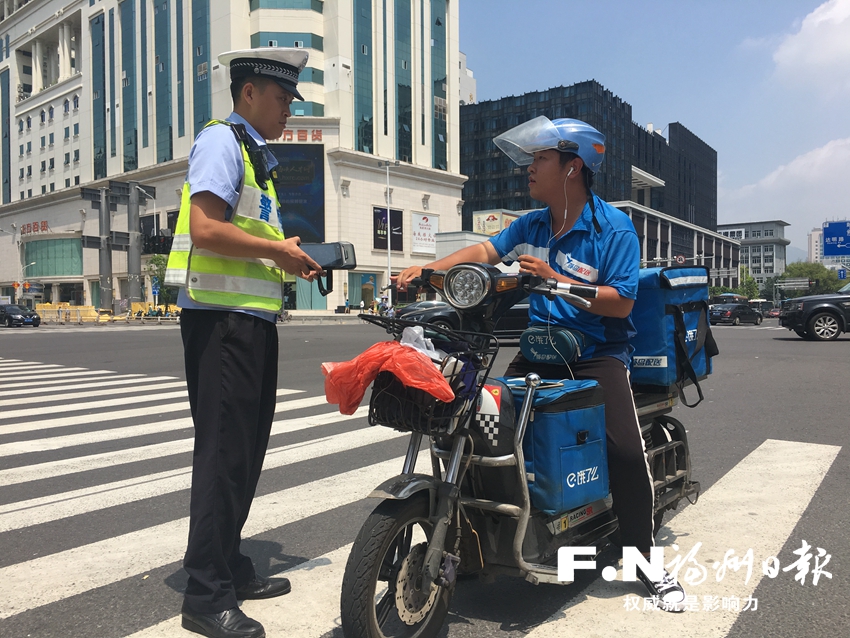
top-left (493, 116), bottom-right (606, 173)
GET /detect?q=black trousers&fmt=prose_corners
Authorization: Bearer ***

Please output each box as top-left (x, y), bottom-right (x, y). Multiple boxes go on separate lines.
top-left (504, 353), bottom-right (655, 553)
top-left (180, 309), bottom-right (279, 614)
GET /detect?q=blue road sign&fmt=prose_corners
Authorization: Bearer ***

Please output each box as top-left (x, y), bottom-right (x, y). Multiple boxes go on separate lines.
top-left (823, 221), bottom-right (850, 257)
top-left (151, 276), bottom-right (160, 295)
top-left (839, 269), bottom-right (847, 280)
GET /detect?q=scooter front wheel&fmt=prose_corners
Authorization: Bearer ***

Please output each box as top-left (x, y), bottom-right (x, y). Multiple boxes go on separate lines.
top-left (340, 493), bottom-right (454, 638)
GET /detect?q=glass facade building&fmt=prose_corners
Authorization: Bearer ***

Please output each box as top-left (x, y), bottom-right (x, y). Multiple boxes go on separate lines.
top-left (459, 80), bottom-right (717, 232)
top-left (431, 0), bottom-right (447, 170)
top-left (353, 0), bottom-right (373, 154)
top-left (120, 0), bottom-right (138, 171)
top-left (395, 0), bottom-right (412, 162)
top-left (1, 69), bottom-right (9, 204)
top-left (154, 0), bottom-right (173, 163)
top-left (192, 0), bottom-right (211, 137)
top-left (90, 14), bottom-right (107, 180)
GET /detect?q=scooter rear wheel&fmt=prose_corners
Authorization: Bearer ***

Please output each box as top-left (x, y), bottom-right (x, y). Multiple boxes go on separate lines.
top-left (340, 493), bottom-right (454, 638)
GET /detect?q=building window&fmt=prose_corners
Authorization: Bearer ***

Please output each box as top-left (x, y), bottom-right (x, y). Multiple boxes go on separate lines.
top-left (64, 99), bottom-right (70, 113)
top-left (65, 127), bottom-right (70, 139)
top-left (19, 144), bottom-right (23, 156)
top-left (752, 230), bottom-right (761, 238)
top-left (49, 158), bottom-right (54, 169)
top-left (49, 106), bottom-right (54, 120)
top-left (41, 185), bottom-right (46, 194)
top-left (268, 39), bottom-right (278, 47)
top-left (362, 44), bottom-right (368, 55)
top-left (74, 175), bottom-right (80, 185)
top-left (293, 41), bottom-right (303, 48)
top-left (19, 167), bottom-right (23, 179)
top-left (27, 189), bottom-right (32, 198)
top-left (40, 160), bottom-right (46, 172)
top-left (49, 132), bottom-right (54, 145)
top-left (40, 110), bottom-right (46, 123)
top-left (26, 116), bottom-right (31, 129)
top-left (20, 191), bottom-right (24, 200)
top-left (50, 183), bottom-right (55, 192)
top-left (73, 123), bottom-right (79, 136)
top-left (73, 149), bottom-right (80, 162)
top-left (26, 141), bottom-right (31, 153)
top-left (196, 45), bottom-right (203, 57)
top-left (41, 136), bottom-right (46, 148)
top-left (26, 165), bottom-right (32, 176)
top-left (764, 229), bottom-right (774, 237)
top-left (64, 152), bottom-right (70, 165)
top-left (73, 95), bottom-right (79, 110)
top-left (65, 178), bottom-right (70, 188)
top-left (18, 120), bottom-right (23, 132)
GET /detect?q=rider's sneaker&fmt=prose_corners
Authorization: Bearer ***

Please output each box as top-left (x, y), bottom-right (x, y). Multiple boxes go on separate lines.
top-left (637, 569), bottom-right (687, 612)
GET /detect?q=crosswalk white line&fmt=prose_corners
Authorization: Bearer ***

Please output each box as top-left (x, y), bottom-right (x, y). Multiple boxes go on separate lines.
top-left (0, 418), bottom-right (399, 532)
top-left (0, 369), bottom-right (118, 384)
top-left (0, 381), bottom-right (187, 408)
top-left (0, 375), bottom-right (178, 398)
top-left (0, 386), bottom-right (303, 437)
top-left (0, 394), bottom-right (329, 457)
top-left (0, 367), bottom-right (107, 380)
top-left (0, 359), bottom-right (23, 364)
top-left (0, 373), bottom-right (146, 392)
top-left (0, 389), bottom-right (192, 419)
top-left (523, 439), bottom-right (841, 637)
top-left (128, 544), bottom-right (353, 638)
top-left (0, 403), bottom-right (364, 486)
top-left (0, 450), bottom-right (427, 620)
top-left (0, 363), bottom-right (64, 372)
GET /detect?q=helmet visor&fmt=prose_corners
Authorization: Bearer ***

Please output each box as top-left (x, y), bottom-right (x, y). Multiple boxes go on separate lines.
top-left (493, 116), bottom-right (578, 166)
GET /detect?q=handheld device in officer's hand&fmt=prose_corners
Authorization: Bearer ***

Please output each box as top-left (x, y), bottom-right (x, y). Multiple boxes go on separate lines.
top-left (299, 242), bottom-right (357, 296)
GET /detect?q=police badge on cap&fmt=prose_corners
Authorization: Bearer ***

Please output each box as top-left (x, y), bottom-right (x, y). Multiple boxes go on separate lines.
top-left (219, 47), bottom-right (309, 101)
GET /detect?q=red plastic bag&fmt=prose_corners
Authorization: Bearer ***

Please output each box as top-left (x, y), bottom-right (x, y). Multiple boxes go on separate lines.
top-left (322, 341), bottom-right (455, 415)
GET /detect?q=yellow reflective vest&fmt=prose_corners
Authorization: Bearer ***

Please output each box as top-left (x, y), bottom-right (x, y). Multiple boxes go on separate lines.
top-left (165, 120), bottom-right (285, 313)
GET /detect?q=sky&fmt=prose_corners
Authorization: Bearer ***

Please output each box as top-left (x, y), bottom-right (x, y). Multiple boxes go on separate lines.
top-left (458, 0), bottom-right (850, 252)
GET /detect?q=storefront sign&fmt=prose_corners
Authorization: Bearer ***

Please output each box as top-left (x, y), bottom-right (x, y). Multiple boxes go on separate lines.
top-left (411, 214), bottom-right (438, 254)
top-left (268, 143), bottom-right (326, 243)
top-left (280, 129), bottom-right (323, 143)
top-left (21, 221), bottom-right (49, 235)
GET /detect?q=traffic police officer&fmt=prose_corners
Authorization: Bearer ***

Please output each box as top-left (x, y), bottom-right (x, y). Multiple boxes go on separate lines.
top-left (165, 47), bottom-right (323, 638)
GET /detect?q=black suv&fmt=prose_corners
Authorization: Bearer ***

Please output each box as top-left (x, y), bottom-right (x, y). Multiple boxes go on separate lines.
top-left (0, 304), bottom-right (41, 327)
top-left (779, 282), bottom-right (850, 341)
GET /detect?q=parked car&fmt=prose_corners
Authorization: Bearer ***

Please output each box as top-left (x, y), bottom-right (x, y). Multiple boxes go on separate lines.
top-left (395, 298), bottom-right (530, 340)
top-left (779, 282), bottom-right (850, 341)
top-left (709, 303), bottom-right (763, 326)
top-left (0, 304), bottom-right (41, 327)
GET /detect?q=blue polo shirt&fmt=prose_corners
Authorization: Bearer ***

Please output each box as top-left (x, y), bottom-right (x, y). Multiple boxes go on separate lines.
top-left (489, 195), bottom-right (640, 364)
top-left (176, 113), bottom-right (281, 322)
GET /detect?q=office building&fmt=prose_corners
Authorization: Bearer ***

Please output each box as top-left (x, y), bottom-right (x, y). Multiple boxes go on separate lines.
top-left (716, 220), bottom-right (790, 287)
top-left (0, 0), bottom-right (466, 311)
top-left (459, 80), bottom-right (717, 231)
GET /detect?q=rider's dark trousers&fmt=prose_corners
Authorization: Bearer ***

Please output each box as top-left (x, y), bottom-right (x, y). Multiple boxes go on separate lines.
top-left (180, 309), bottom-right (279, 614)
top-left (504, 353), bottom-right (655, 553)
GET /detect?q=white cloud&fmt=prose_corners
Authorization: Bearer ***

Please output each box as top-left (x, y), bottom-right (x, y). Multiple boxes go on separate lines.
top-left (773, 0), bottom-right (850, 98)
top-left (719, 137), bottom-right (850, 249)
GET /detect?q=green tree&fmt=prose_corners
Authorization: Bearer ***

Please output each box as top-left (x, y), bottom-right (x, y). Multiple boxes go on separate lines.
top-left (737, 266), bottom-right (759, 299)
top-left (781, 262), bottom-right (841, 296)
top-left (145, 254), bottom-right (176, 307)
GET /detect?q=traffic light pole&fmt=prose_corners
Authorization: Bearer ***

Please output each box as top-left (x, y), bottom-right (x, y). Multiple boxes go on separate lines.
top-left (127, 182), bottom-right (142, 306)
top-left (98, 185), bottom-right (113, 312)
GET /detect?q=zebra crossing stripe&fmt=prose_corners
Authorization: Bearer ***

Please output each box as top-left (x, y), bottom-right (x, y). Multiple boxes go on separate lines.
top-left (0, 375), bottom-right (177, 398)
top-left (0, 373), bottom-right (146, 392)
top-left (0, 381), bottom-right (187, 408)
top-left (0, 403), bottom-right (365, 486)
top-left (0, 387), bottom-right (303, 437)
top-left (523, 439), bottom-right (841, 638)
top-left (0, 363), bottom-right (64, 372)
top-left (0, 369), bottom-right (118, 384)
top-left (0, 389), bottom-right (192, 419)
top-left (0, 394), bottom-right (328, 457)
top-left (0, 451), bottom-right (428, 620)
top-left (0, 418), bottom-right (398, 532)
top-left (0, 367), bottom-right (94, 379)
top-left (126, 544), bottom-right (354, 638)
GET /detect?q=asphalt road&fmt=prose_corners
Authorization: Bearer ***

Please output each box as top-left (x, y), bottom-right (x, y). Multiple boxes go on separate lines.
top-left (0, 320), bottom-right (847, 638)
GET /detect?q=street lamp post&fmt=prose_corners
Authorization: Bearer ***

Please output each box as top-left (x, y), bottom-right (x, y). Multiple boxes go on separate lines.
top-left (379, 160), bottom-right (400, 309)
top-left (19, 261), bottom-right (36, 304)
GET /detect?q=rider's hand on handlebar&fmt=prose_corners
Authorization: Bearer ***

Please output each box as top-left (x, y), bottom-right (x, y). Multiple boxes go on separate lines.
top-left (517, 255), bottom-right (558, 280)
top-left (396, 265), bottom-right (424, 290)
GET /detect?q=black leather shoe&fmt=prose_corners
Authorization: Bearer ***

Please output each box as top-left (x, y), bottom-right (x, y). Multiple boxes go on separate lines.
top-left (235, 574), bottom-right (291, 600)
top-left (181, 602), bottom-right (265, 638)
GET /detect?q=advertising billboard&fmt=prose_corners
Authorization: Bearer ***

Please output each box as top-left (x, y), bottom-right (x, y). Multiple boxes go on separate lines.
top-left (411, 214), bottom-right (438, 254)
top-left (268, 143), bottom-right (325, 243)
top-left (373, 207), bottom-right (404, 251)
top-left (822, 221), bottom-right (850, 257)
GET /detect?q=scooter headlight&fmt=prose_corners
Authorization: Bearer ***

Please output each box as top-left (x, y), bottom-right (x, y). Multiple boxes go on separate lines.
top-left (444, 264), bottom-right (490, 309)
